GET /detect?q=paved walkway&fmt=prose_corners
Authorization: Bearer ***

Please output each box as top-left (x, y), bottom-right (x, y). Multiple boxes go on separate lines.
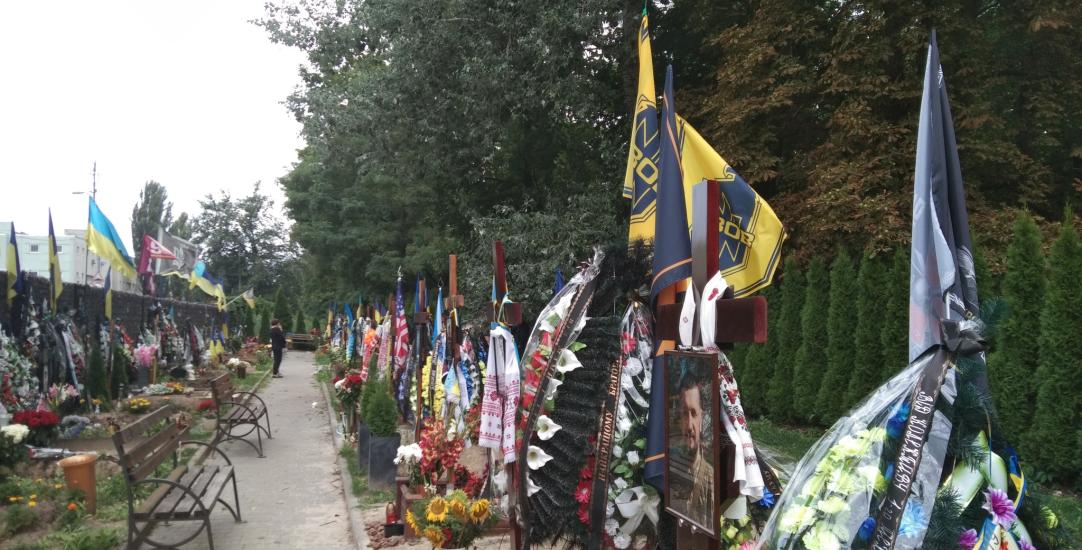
top-left (143, 352), bottom-right (357, 549)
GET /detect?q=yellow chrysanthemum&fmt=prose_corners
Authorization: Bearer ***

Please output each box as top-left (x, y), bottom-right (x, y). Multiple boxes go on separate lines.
top-left (424, 526), bottom-right (445, 548)
top-left (426, 496), bottom-right (448, 523)
top-left (450, 499), bottom-right (468, 520)
top-left (469, 499), bottom-right (491, 524)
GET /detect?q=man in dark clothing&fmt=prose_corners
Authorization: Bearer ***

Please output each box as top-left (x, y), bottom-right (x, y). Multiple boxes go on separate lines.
top-left (270, 319), bottom-right (286, 378)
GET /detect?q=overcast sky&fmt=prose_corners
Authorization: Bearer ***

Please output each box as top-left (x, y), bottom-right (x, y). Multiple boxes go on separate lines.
top-left (0, 0), bottom-right (306, 254)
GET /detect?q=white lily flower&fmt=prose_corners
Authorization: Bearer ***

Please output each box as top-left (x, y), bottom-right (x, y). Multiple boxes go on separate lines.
top-left (526, 474), bottom-right (542, 496)
top-left (526, 445), bottom-right (554, 470)
top-left (556, 349), bottom-right (582, 374)
top-left (536, 415), bottom-right (562, 441)
top-left (544, 378), bottom-right (562, 400)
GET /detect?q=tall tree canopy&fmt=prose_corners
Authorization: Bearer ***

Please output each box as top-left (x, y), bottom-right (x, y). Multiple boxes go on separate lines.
top-left (130, 181), bottom-right (174, 267)
top-left (191, 184), bottom-right (294, 296)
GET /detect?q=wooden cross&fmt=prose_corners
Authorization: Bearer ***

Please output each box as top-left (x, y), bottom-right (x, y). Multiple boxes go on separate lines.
top-left (655, 179), bottom-right (769, 550)
top-left (413, 276), bottom-right (430, 439)
top-left (444, 255), bottom-right (466, 360)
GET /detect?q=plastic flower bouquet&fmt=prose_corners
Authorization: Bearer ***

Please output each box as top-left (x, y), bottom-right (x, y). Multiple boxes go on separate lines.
top-left (134, 344), bottom-right (157, 370)
top-left (127, 397), bottom-right (152, 414)
top-left (12, 410), bottom-right (61, 446)
top-left (408, 490), bottom-right (499, 549)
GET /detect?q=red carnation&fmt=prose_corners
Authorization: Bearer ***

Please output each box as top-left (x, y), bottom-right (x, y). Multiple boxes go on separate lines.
top-left (574, 480), bottom-right (591, 504)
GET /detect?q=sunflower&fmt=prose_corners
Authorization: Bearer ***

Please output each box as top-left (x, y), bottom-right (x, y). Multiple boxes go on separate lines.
top-left (424, 526), bottom-right (445, 548)
top-left (426, 496), bottom-right (448, 523)
top-left (469, 499), bottom-right (491, 524)
top-left (405, 509), bottom-right (419, 534)
top-left (450, 498), bottom-right (468, 520)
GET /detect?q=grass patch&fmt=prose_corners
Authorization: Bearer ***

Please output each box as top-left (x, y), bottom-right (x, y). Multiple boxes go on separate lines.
top-left (747, 417), bottom-right (823, 463)
top-left (339, 443), bottom-right (394, 507)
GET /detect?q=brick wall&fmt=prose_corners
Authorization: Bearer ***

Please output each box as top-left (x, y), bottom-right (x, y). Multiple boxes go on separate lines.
top-left (0, 272), bottom-right (219, 337)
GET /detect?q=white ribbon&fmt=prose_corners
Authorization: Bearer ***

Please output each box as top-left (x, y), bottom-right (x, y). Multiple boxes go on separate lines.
top-left (678, 285), bottom-right (697, 347)
top-left (614, 486), bottom-right (660, 535)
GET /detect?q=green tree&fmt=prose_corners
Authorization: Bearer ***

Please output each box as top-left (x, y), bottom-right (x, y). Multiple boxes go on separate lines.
top-left (816, 250), bottom-right (858, 423)
top-left (1026, 210), bottom-right (1081, 482)
top-left (845, 253), bottom-right (887, 407)
top-left (880, 251), bottom-right (909, 378)
top-left (86, 339), bottom-right (110, 403)
top-left (295, 310), bottom-right (307, 334)
top-left (767, 259), bottom-right (804, 423)
top-left (259, 308), bottom-right (272, 344)
top-left (168, 212), bottom-right (192, 240)
top-left (738, 284), bottom-right (779, 418)
top-left (192, 184), bottom-right (294, 296)
top-left (130, 181), bottom-right (174, 268)
top-left (243, 306), bottom-right (256, 340)
top-left (988, 212), bottom-right (1046, 449)
top-left (273, 288), bottom-right (292, 333)
top-left (792, 258), bottom-right (829, 424)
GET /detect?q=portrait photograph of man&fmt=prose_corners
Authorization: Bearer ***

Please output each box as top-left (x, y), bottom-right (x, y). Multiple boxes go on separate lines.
top-left (666, 352), bottom-right (718, 534)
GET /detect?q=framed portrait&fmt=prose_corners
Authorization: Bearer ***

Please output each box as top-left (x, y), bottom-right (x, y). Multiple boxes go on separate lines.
top-left (663, 349), bottom-right (721, 538)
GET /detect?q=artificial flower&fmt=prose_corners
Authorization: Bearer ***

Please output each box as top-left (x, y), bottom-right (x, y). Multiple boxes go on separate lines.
top-left (469, 499), bottom-right (491, 524)
top-left (779, 504), bottom-right (816, 534)
top-left (758, 490), bottom-right (775, 509)
top-left (526, 445), bottom-right (554, 470)
top-left (424, 526), bottom-right (445, 547)
top-left (406, 509), bottom-right (419, 533)
top-left (858, 517), bottom-right (877, 541)
top-left (526, 474), bottom-right (541, 496)
top-left (450, 498), bottom-right (468, 520)
top-left (574, 481), bottom-right (591, 504)
top-left (536, 415), bottom-right (562, 441)
top-left (626, 450), bottom-right (640, 466)
top-left (426, 496), bottom-right (448, 522)
top-left (1, 423), bottom-right (29, 444)
top-left (1019, 540), bottom-right (1036, 550)
top-left (982, 488), bottom-right (1016, 526)
top-left (556, 349), bottom-right (582, 374)
top-left (899, 499), bottom-right (928, 538)
top-left (544, 378), bottom-right (562, 400)
top-left (27, 501), bottom-right (37, 508)
top-left (613, 445), bottom-right (623, 458)
top-left (67, 502), bottom-right (78, 511)
top-left (614, 477), bottom-right (628, 491)
top-left (816, 496), bottom-right (849, 514)
top-left (613, 533), bottom-right (631, 549)
top-left (954, 527), bottom-right (979, 549)
top-left (605, 518), bottom-right (619, 536)
top-left (801, 524), bottom-right (841, 550)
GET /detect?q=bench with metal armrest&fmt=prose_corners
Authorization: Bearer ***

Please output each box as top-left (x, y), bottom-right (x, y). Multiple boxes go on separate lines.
top-left (210, 373), bottom-right (272, 458)
top-left (112, 405), bottom-right (242, 550)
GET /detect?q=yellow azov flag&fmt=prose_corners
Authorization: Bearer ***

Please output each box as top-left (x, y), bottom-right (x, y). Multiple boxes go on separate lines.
top-left (676, 117), bottom-right (786, 297)
top-left (623, 10), bottom-right (661, 243)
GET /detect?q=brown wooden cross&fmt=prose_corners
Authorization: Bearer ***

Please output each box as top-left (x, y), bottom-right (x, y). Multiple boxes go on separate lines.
top-left (655, 179), bottom-right (769, 549)
top-left (413, 276), bottom-right (430, 439)
top-left (444, 254), bottom-right (465, 360)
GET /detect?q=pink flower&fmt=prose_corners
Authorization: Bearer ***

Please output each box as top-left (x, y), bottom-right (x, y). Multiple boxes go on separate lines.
top-left (981, 488), bottom-right (1016, 526)
top-left (1019, 541), bottom-right (1036, 550)
top-left (739, 542), bottom-right (757, 550)
top-left (957, 528), bottom-right (978, 549)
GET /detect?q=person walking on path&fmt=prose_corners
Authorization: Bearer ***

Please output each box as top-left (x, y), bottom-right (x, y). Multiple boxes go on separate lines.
top-left (270, 319), bottom-right (286, 378)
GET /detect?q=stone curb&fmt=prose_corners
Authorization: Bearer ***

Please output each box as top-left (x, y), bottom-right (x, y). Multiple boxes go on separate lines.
top-left (317, 367), bottom-right (371, 550)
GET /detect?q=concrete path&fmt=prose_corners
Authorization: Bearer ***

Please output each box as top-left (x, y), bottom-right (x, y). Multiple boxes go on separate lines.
top-left (143, 352), bottom-right (357, 549)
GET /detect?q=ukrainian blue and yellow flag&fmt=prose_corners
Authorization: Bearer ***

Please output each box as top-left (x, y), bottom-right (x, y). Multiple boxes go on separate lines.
top-left (48, 210), bottom-right (64, 313)
top-left (87, 198), bottom-right (136, 279)
top-left (6, 222), bottom-right (26, 307)
top-left (104, 267), bottom-right (113, 321)
top-left (624, 7), bottom-right (661, 243)
top-left (189, 261), bottom-right (227, 310)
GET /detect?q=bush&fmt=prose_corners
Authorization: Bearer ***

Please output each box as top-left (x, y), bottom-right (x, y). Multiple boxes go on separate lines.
top-left (258, 308), bottom-right (272, 344)
top-left (879, 251), bottom-right (908, 377)
top-left (845, 252), bottom-right (886, 406)
top-left (273, 288), bottom-right (292, 333)
top-left (85, 342), bottom-right (109, 403)
top-left (295, 310), bottom-right (307, 334)
top-left (367, 384), bottom-right (399, 437)
top-left (3, 503), bottom-right (38, 536)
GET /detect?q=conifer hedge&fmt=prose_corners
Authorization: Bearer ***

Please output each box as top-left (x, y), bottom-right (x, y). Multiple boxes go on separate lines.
top-left (792, 258), bottom-right (829, 425)
top-left (845, 253), bottom-right (886, 407)
top-left (767, 259), bottom-right (804, 422)
top-left (815, 250), bottom-right (857, 423)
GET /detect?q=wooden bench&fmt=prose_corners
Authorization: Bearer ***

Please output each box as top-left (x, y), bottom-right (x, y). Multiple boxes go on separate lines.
top-left (286, 332), bottom-right (318, 350)
top-left (210, 373), bottom-right (272, 458)
top-left (112, 405), bottom-right (242, 550)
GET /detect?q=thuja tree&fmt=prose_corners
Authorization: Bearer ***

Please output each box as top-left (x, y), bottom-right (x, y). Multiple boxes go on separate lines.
top-left (845, 253), bottom-right (887, 407)
top-left (815, 249), bottom-right (858, 423)
top-left (792, 257), bottom-right (829, 424)
top-left (86, 339), bottom-right (110, 403)
top-left (258, 308), bottom-right (272, 344)
top-left (739, 284), bottom-right (779, 418)
top-left (1027, 210), bottom-right (1082, 483)
top-left (295, 310), bottom-right (307, 334)
top-left (767, 259), bottom-right (805, 422)
top-left (879, 251), bottom-right (909, 378)
top-left (988, 211), bottom-right (1046, 447)
top-left (243, 307), bottom-right (256, 340)
top-left (273, 288), bottom-right (292, 332)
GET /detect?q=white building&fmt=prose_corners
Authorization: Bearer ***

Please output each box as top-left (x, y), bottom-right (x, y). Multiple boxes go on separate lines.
top-left (0, 222), bottom-right (141, 293)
